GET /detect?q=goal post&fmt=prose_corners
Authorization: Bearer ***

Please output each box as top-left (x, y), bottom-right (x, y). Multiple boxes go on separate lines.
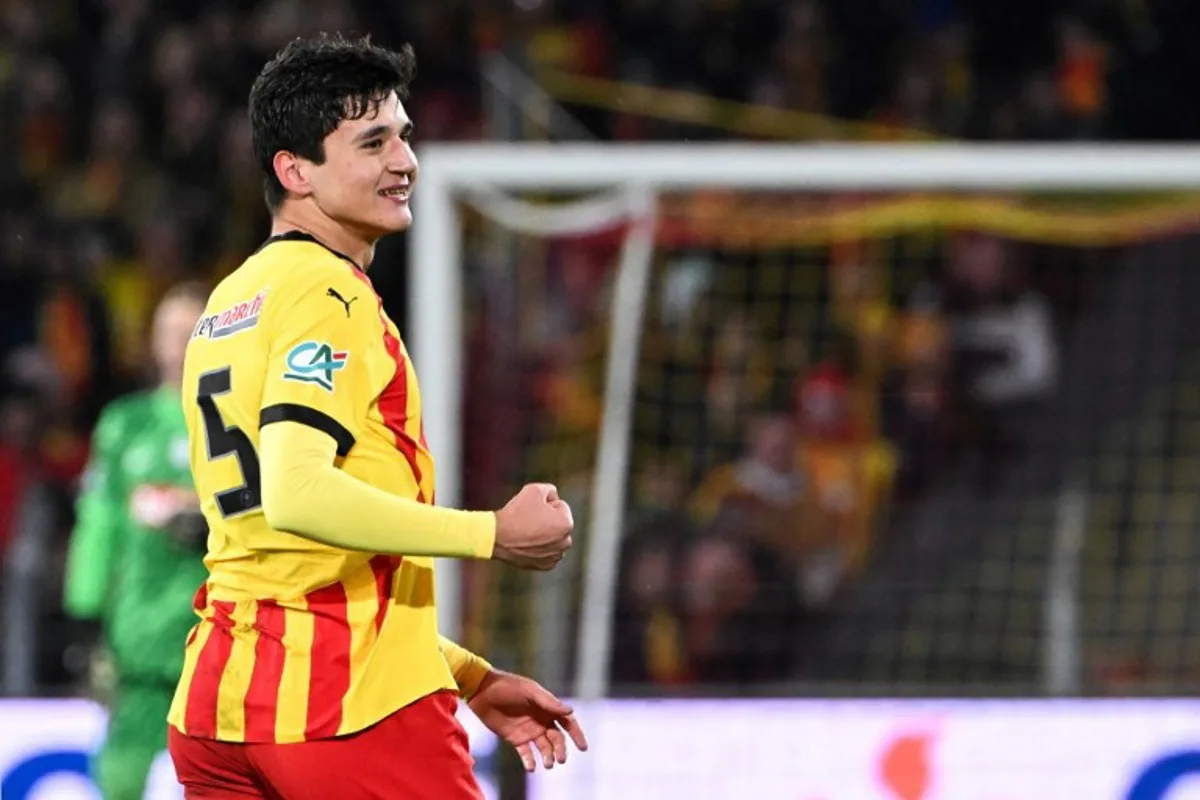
top-left (409, 142), bottom-right (1200, 696)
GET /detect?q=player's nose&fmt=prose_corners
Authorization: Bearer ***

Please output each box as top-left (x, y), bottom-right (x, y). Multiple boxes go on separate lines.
top-left (388, 140), bottom-right (418, 180)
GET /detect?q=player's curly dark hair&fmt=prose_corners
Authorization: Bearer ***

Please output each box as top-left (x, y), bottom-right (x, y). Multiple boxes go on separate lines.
top-left (248, 32), bottom-right (416, 211)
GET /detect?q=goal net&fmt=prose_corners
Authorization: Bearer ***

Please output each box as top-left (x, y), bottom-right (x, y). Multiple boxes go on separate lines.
top-left (411, 145), bottom-right (1200, 713)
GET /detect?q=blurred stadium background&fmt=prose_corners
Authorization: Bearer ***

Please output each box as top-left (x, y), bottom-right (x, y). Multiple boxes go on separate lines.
top-left (6, 0), bottom-right (1200, 798)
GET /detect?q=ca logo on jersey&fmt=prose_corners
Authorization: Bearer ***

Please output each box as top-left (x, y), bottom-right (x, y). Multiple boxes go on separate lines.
top-left (283, 341), bottom-right (348, 392)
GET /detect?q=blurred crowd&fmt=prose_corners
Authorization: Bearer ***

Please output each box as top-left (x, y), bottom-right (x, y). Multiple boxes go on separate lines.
top-left (1, 0), bottom-right (1196, 694)
top-left (539, 227), bottom-right (1073, 688)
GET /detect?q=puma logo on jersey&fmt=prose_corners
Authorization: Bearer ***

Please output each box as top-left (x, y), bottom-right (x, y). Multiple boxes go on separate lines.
top-left (283, 341), bottom-right (348, 392)
top-left (193, 291), bottom-right (267, 339)
top-left (326, 287), bottom-right (358, 317)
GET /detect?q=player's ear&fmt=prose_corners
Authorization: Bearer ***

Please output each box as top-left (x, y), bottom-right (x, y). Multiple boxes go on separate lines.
top-left (273, 151), bottom-right (314, 199)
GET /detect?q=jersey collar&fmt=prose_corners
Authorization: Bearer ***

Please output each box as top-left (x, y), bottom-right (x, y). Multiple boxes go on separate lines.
top-left (257, 231), bottom-right (363, 271)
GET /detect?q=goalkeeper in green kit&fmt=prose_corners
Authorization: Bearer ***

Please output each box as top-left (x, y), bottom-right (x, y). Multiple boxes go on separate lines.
top-left (64, 282), bottom-right (211, 800)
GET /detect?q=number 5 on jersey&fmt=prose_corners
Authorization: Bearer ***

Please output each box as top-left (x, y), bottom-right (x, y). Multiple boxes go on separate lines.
top-left (198, 366), bottom-right (262, 517)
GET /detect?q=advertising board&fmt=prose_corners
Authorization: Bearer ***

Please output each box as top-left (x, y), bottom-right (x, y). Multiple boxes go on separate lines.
top-left (8, 697), bottom-right (1200, 799)
top-left (529, 699), bottom-right (1200, 800)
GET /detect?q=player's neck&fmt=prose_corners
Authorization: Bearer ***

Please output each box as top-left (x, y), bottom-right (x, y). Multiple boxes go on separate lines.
top-left (271, 206), bottom-right (375, 271)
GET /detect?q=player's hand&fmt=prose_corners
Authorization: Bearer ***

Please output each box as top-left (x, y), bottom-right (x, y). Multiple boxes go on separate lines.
top-left (492, 483), bottom-right (574, 571)
top-left (467, 670), bottom-right (589, 772)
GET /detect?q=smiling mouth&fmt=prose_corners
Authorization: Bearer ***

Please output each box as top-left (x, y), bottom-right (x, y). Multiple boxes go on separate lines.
top-left (378, 186), bottom-right (410, 202)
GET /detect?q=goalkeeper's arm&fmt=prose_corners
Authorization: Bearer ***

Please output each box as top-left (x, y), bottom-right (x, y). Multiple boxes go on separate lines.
top-left (65, 508), bottom-right (120, 620)
top-left (259, 420), bottom-right (496, 558)
top-left (65, 409), bottom-right (126, 619)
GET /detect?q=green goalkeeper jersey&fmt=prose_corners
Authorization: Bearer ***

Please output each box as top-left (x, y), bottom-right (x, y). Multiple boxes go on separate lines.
top-left (64, 386), bottom-right (209, 684)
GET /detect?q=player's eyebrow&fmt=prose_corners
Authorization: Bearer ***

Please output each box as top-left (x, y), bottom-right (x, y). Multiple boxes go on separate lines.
top-left (354, 124), bottom-right (392, 143)
top-left (354, 121), bottom-right (414, 143)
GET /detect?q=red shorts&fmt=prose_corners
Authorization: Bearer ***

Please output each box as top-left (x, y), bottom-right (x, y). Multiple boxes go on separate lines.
top-left (168, 690), bottom-right (483, 799)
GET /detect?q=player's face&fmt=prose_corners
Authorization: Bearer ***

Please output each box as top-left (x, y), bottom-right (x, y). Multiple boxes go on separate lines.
top-left (153, 296), bottom-right (205, 387)
top-left (310, 91), bottom-right (418, 237)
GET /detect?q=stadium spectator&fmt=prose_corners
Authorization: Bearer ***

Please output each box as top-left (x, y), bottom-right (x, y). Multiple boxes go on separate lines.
top-left (939, 233), bottom-right (1060, 486)
top-left (610, 517), bottom-right (691, 688)
top-left (693, 413), bottom-right (802, 504)
top-left (883, 287), bottom-right (955, 499)
top-left (678, 518), bottom-right (798, 685)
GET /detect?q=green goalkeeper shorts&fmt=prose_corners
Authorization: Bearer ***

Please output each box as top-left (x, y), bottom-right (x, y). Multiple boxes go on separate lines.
top-left (93, 681), bottom-right (175, 800)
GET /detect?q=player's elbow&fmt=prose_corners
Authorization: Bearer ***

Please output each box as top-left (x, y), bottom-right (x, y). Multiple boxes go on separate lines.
top-left (259, 416), bottom-right (355, 539)
top-left (259, 447), bottom-right (313, 531)
top-left (260, 460), bottom-right (344, 548)
top-left (258, 424), bottom-right (329, 536)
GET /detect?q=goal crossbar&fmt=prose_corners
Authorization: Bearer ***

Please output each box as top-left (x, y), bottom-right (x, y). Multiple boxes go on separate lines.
top-left (416, 143), bottom-right (1200, 190)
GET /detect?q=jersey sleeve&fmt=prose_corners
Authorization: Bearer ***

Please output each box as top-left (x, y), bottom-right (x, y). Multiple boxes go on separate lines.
top-left (258, 266), bottom-right (377, 456)
top-left (439, 635), bottom-right (494, 699)
top-left (259, 420), bottom-right (496, 558)
top-left (64, 403), bottom-right (127, 618)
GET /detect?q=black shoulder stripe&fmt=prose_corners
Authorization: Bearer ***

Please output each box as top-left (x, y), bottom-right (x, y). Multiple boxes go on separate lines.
top-left (260, 403), bottom-right (355, 457)
top-left (256, 231), bottom-right (362, 271)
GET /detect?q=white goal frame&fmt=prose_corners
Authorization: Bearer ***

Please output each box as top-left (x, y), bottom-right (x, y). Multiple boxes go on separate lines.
top-left (409, 143), bottom-right (1200, 700)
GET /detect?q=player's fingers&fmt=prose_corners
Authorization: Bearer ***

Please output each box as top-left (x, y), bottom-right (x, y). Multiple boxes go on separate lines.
top-left (546, 727), bottom-right (568, 764)
top-left (516, 743), bottom-right (537, 772)
top-left (530, 482), bottom-right (559, 502)
top-left (534, 733), bottom-right (555, 769)
top-left (560, 713), bottom-right (590, 752)
top-left (550, 499), bottom-right (573, 525)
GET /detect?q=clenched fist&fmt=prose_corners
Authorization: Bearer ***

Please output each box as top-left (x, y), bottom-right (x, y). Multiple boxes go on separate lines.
top-left (492, 483), bottom-right (574, 570)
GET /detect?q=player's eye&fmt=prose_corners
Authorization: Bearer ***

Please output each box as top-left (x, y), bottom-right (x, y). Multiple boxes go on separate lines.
top-left (362, 139), bottom-right (384, 151)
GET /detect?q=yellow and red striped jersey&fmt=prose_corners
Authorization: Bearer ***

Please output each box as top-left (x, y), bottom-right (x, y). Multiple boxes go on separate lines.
top-left (167, 231), bottom-right (458, 743)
